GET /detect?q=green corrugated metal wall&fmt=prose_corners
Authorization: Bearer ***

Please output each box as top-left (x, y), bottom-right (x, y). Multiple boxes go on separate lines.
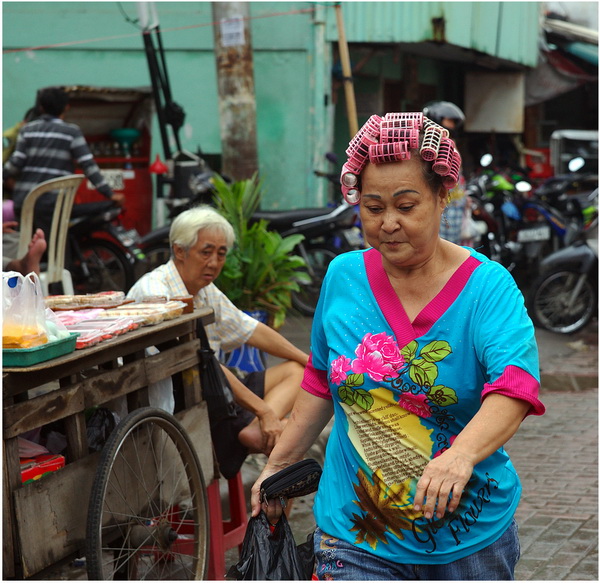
top-left (325, 2), bottom-right (539, 67)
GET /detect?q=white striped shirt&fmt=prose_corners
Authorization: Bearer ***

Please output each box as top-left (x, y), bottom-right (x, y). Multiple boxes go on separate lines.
top-left (127, 260), bottom-right (257, 356)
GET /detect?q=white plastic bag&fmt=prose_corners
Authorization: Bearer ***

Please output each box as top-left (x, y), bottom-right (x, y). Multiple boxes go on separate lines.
top-left (2, 271), bottom-right (48, 348)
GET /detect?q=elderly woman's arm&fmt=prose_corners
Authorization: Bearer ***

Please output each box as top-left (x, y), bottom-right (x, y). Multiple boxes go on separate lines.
top-left (246, 321), bottom-right (310, 367)
top-left (250, 389), bottom-right (334, 518)
top-left (413, 393), bottom-right (530, 520)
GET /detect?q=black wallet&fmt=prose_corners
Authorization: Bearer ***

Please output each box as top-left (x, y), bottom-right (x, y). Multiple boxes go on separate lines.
top-left (260, 459), bottom-right (322, 502)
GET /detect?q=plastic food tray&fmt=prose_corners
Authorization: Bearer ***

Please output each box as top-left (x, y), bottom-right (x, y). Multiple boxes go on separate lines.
top-left (3, 333), bottom-right (79, 367)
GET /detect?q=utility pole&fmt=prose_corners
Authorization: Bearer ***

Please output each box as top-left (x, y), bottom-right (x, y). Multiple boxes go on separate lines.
top-left (212, 2), bottom-right (259, 181)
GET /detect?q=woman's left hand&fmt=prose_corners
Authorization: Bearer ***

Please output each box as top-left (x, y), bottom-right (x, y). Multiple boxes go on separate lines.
top-left (412, 448), bottom-right (474, 519)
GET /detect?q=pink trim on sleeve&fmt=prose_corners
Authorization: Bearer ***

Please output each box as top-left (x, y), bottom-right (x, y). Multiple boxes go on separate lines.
top-left (482, 365), bottom-right (545, 416)
top-left (301, 353), bottom-right (332, 400)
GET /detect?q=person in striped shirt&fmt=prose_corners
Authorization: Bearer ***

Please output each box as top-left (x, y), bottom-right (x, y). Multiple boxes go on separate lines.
top-left (3, 86), bottom-right (124, 237)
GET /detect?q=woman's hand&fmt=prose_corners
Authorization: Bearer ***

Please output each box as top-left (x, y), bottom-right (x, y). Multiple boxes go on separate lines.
top-left (250, 464), bottom-right (289, 520)
top-left (413, 394), bottom-right (531, 519)
top-left (412, 448), bottom-right (474, 519)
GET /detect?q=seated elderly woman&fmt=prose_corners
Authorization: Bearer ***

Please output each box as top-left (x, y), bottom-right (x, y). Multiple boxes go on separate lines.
top-left (251, 112), bottom-right (545, 580)
top-left (128, 206), bottom-right (308, 479)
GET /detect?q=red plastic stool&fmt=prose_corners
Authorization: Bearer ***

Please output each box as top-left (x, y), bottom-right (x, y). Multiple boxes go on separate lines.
top-left (206, 472), bottom-right (249, 580)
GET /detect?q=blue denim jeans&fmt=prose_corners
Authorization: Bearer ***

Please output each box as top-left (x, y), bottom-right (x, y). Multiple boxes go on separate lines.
top-left (313, 520), bottom-right (520, 580)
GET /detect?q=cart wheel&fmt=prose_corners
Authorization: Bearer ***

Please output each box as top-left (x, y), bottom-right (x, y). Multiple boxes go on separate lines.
top-left (86, 407), bottom-right (209, 580)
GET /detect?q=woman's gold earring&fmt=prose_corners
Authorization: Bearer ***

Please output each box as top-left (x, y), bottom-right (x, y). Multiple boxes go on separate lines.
top-left (443, 213), bottom-right (450, 228)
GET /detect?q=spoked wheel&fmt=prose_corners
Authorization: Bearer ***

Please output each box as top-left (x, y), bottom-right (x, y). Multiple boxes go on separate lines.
top-left (291, 246), bottom-right (338, 316)
top-left (529, 269), bottom-right (596, 334)
top-left (75, 238), bottom-right (134, 294)
top-left (86, 408), bottom-right (209, 580)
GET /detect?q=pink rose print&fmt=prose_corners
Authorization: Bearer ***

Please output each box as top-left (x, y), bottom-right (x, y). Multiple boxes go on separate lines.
top-left (398, 393), bottom-right (432, 418)
top-left (363, 332), bottom-right (405, 368)
top-left (434, 435), bottom-right (457, 458)
top-left (352, 332), bottom-right (404, 382)
top-left (330, 355), bottom-right (352, 384)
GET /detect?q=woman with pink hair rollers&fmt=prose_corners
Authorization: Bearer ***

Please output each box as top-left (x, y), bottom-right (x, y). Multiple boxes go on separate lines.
top-left (250, 111), bottom-right (544, 580)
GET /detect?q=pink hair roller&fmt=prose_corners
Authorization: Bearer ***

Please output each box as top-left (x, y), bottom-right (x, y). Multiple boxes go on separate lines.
top-left (342, 186), bottom-right (361, 205)
top-left (361, 114), bottom-right (383, 139)
top-left (382, 112), bottom-right (424, 130)
top-left (345, 132), bottom-right (377, 174)
top-left (420, 125), bottom-right (445, 161)
top-left (369, 141), bottom-right (410, 164)
top-left (442, 149), bottom-right (462, 189)
top-left (340, 163), bottom-right (359, 187)
top-left (432, 137), bottom-right (454, 176)
top-left (379, 127), bottom-right (419, 149)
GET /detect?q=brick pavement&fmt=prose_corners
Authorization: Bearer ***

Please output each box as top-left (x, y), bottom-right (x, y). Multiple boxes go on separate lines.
top-left (507, 388), bottom-right (598, 581)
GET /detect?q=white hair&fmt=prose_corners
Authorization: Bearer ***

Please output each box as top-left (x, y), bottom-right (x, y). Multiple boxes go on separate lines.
top-left (169, 205), bottom-right (235, 252)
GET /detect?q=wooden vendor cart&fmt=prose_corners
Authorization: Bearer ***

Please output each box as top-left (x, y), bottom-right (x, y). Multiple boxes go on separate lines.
top-left (3, 308), bottom-right (218, 580)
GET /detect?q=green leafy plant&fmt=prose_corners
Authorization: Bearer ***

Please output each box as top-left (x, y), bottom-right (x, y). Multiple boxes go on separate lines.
top-left (212, 173), bottom-right (309, 329)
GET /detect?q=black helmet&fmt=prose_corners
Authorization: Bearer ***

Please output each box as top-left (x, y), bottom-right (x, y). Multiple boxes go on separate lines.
top-left (423, 101), bottom-right (465, 129)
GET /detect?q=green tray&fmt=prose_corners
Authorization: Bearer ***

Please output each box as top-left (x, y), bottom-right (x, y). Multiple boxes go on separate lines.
top-left (3, 333), bottom-right (79, 367)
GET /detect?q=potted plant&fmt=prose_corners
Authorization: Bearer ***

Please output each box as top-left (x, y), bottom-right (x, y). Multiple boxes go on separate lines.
top-left (212, 173), bottom-right (309, 331)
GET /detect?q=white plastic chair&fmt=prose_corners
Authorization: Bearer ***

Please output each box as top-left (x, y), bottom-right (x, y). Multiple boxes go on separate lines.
top-left (17, 174), bottom-right (84, 295)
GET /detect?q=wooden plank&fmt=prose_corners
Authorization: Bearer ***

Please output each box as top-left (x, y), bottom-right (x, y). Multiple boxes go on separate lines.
top-left (175, 402), bottom-right (218, 484)
top-left (3, 443), bottom-right (17, 579)
top-left (181, 366), bottom-right (202, 409)
top-left (3, 342), bottom-right (201, 438)
top-left (4, 385), bottom-right (84, 439)
top-left (14, 453), bottom-right (99, 578)
top-left (64, 412), bottom-right (88, 461)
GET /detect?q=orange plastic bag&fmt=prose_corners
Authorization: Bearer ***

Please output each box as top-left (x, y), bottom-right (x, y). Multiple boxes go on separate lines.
top-left (2, 271), bottom-right (48, 348)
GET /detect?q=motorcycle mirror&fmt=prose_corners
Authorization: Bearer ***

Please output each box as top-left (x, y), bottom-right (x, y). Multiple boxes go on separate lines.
top-left (515, 181), bottom-right (532, 193)
top-left (480, 153), bottom-right (493, 168)
top-left (568, 157), bottom-right (585, 172)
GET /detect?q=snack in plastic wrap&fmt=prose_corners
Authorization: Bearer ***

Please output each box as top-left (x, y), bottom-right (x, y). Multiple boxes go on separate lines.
top-left (98, 307), bottom-right (166, 326)
top-left (45, 291), bottom-right (127, 310)
top-left (120, 301), bottom-right (186, 320)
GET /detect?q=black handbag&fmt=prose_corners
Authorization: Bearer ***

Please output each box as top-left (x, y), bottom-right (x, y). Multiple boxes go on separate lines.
top-left (196, 321), bottom-right (237, 425)
top-left (260, 459), bottom-right (323, 503)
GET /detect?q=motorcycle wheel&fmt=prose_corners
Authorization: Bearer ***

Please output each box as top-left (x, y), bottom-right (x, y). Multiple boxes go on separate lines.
top-left (74, 238), bottom-right (135, 294)
top-left (141, 243), bottom-right (171, 274)
top-left (529, 268), bottom-right (596, 334)
top-left (291, 246), bottom-right (338, 317)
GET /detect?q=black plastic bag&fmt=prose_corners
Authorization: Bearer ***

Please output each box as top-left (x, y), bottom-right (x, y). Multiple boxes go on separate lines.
top-left (227, 511), bottom-right (315, 580)
top-left (85, 407), bottom-right (119, 452)
top-left (196, 321), bottom-right (237, 425)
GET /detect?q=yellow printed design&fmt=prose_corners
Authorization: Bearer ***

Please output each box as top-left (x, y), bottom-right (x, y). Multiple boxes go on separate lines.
top-left (341, 387), bottom-right (434, 549)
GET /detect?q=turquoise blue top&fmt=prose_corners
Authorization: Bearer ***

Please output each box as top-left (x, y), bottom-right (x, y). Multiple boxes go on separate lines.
top-left (302, 247), bottom-right (544, 564)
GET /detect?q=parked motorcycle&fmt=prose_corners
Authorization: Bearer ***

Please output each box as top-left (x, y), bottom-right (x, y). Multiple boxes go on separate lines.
top-left (67, 200), bottom-right (143, 294)
top-left (466, 154), bottom-right (588, 277)
top-left (528, 191), bottom-right (598, 334)
top-left (253, 201), bottom-right (362, 315)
